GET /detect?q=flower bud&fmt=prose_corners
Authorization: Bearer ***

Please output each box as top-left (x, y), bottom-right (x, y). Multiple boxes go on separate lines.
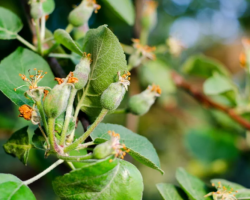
top-left (93, 131), bottom-right (130, 160)
top-left (128, 84), bottom-right (161, 116)
top-left (44, 82), bottom-right (71, 118)
top-left (68, 0), bottom-right (101, 27)
top-left (100, 72), bottom-right (130, 110)
top-left (73, 53), bottom-right (91, 90)
top-left (30, 2), bottom-right (43, 19)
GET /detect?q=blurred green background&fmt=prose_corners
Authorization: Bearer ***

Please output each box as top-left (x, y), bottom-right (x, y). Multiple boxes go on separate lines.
top-left (1, 0), bottom-right (250, 199)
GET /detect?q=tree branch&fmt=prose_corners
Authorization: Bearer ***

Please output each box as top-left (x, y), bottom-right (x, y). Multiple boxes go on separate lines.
top-left (171, 71), bottom-right (250, 130)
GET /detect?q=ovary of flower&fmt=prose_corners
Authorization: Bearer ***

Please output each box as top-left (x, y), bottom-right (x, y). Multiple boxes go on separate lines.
top-left (14, 68), bottom-right (47, 91)
top-left (204, 182), bottom-right (238, 200)
top-left (147, 84), bottom-right (161, 97)
top-left (118, 71), bottom-right (131, 90)
top-left (167, 37), bottom-right (185, 57)
top-left (132, 39), bottom-right (156, 60)
top-left (86, 0), bottom-right (101, 13)
top-left (107, 130), bottom-right (130, 161)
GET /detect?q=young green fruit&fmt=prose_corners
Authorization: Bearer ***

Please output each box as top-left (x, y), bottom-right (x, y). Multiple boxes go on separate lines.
top-left (93, 140), bottom-right (113, 159)
top-left (101, 72), bottom-right (130, 111)
top-left (68, 0), bottom-right (101, 27)
top-left (128, 84), bottom-right (161, 116)
top-left (73, 53), bottom-right (91, 90)
top-left (93, 131), bottom-right (130, 160)
top-left (44, 81), bottom-right (71, 118)
top-left (30, 2), bottom-right (43, 19)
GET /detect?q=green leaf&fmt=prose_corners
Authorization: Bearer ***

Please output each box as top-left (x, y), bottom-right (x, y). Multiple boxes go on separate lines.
top-left (176, 168), bottom-right (211, 200)
top-left (90, 123), bottom-right (164, 174)
top-left (203, 73), bottom-right (238, 106)
top-left (52, 157), bottom-right (143, 200)
top-left (42, 0), bottom-right (55, 15)
top-left (101, 0), bottom-right (135, 25)
top-left (0, 7), bottom-right (23, 39)
top-left (0, 174), bottom-right (36, 200)
top-left (182, 55), bottom-right (230, 78)
top-left (156, 183), bottom-right (187, 200)
top-left (0, 47), bottom-right (55, 107)
top-left (203, 73), bottom-right (235, 95)
top-left (3, 126), bottom-right (32, 165)
top-left (54, 29), bottom-right (83, 55)
top-left (79, 25), bottom-right (127, 119)
top-left (185, 128), bottom-right (239, 163)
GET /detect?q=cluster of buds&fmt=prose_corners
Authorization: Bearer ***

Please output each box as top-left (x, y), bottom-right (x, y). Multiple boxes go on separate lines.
top-left (101, 71), bottom-right (130, 110)
top-left (204, 182), bottom-right (238, 200)
top-left (141, 1), bottom-right (158, 31)
top-left (166, 37), bottom-right (185, 57)
top-left (128, 84), bottom-right (161, 116)
top-left (68, 0), bottom-right (101, 27)
top-left (129, 39), bottom-right (156, 68)
top-left (239, 38), bottom-right (250, 68)
top-left (93, 130), bottom-right (130, 161)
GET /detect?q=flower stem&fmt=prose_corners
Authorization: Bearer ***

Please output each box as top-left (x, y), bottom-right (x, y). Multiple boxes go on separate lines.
top-left (36, 100), bottom-right (48, 133)
top-left (48, 53), bottom-right (73, 59)
top-left (109, 109), bottom-right (128, 114)
top-left (23, 159), bottom-right (64, 185)
top-left (48, 118), bottom-right (56, 152)
top-left (35, 19), bottom-right (43, 55)
top-left (40, 15), bottom-right (46, 42)
top-left (57, 153), bottom-right (93, 162)
top-left (66, 162), bottom-right (76, 170)
top-left (59, 88), bottom-right (77, 146)
top-left (16, 35), bottom-right (37, 52)
top-left (64, 109), bottom-right (108, 153)
top-left (38, 124), bottom-right (50, 149)
top-left (65, 24), bottom-right (74, 33)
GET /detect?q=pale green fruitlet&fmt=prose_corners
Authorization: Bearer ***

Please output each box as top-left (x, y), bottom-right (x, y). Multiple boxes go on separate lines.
top-left (73, 53), bottom-right (91, 90)
top-left (128, 84), bottom-right (161, 116)
top-left (68, 0), bottom-right (101, 27)
top-left (44, 81), bottom-right (71, 118)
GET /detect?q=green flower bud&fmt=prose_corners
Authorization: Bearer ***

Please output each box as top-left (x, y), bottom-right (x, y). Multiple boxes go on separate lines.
top-left (30, 2), bottom-right (43, 19)
top-left (101, 72), bottom-right (130, 110)
top-left (68, 0), bottom-right (101, 27)
top-left (44, 80), bottom-right (71, 118)
top-left (128, 84), bottom-right (161, 116)
top-left (73, 53), bottom-right (91, 90)
top-left (93, 131), bottom-right (130, 160)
